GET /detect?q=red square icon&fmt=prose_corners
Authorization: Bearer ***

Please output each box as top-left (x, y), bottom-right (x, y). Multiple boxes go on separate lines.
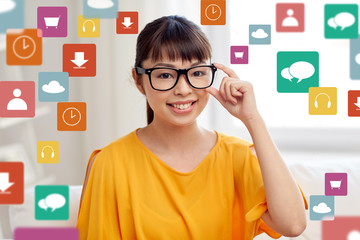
top-left (322, 217), bottom-right (360, 240)
top-left (276, 3), bottom-right (305, 32)
top-left (348, 90), bottom-right (360, 117)
top-left (63, 44), bottom-right (96, 77)
top-left (0, 162), bottom-right (24, 204)
top-left (116, 12), bottom-right (138, 34)
top-left (0, 81), bottom-right (35, 118)
top-left (57, 102), bottom-right (86, 131)
top-left (6, 29), bottom-right (42, 65)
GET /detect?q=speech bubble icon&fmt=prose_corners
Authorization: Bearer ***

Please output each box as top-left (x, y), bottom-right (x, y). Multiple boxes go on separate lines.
top-left (347, 230), bottom-right (360, 240)
top-left (234, 51), bottom-right (244, 59)
top-left (288, 61), bottom-right (315, 83)
top-left (281, 67), bottom-right (294, 82)
top-left (327, 17), bottom-right (337, 29)
top-left (38, 199), bottom-right (48, 211)
top-left (44, 193), bottom-right (66, 212)
top-left (334, 12), bottom-right (355, 30)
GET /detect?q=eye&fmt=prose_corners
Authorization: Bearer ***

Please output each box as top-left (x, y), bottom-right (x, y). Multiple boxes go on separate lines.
top-left (192, 71), bottom-right (205, 77)
top-left (158, 73), bottom-right (172, 79)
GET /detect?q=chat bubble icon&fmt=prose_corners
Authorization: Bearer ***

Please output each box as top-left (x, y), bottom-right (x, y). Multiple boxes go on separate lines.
top-left (288, 61), bottom-right (315, 83)
top-left (38, 193), bottom-right (66, 212)
top-left (234, 51), bottom-right (244, 59)
top-left (281, 67), bottom-right (294, 82)
top-left (328, 12), bottom-right (356, 30)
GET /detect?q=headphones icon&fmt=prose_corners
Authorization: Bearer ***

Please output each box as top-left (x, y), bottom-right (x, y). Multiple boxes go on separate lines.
top-left (41, 145), bottom-right (55, 158)
top-left (82, 20), bottom-right (96, 32)
top-left (314, 93), bottom-right (331, 108)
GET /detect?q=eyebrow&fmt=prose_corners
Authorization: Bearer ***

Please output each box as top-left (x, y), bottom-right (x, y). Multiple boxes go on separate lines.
top-left (152, 61), bottom-right (207, 68)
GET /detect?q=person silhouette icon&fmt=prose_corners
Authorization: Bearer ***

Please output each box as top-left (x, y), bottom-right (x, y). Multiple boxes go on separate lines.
top-left (7, 88), bottom-right (28, 110)
top-left (282, 9), bottom-right (299, 27)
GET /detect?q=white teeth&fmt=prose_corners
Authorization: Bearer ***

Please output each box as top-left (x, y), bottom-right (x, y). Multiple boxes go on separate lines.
top-left (171, 102), bottom-right (192, 110)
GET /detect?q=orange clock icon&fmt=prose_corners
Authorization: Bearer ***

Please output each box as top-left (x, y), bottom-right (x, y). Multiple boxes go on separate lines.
top-left (57, 102), bottom-right (86, 131)
top-left (13, 35), bottom-right (36, 59)
top-left (62, 107), bottom-right (81, 126)
top-left (201, 0), bottom-right (226, 25)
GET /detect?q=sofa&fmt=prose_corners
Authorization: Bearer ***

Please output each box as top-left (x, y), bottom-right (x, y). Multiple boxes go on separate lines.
top-left (3, 152), bottom-right (360, 240)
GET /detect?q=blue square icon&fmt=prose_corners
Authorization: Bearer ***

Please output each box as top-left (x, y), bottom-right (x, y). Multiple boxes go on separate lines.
top-left (0, 0), bottom-right (24, 33)
top-left (38, 72), bottom-right (69, 102)
top-left (83, 0), bottom-right (118, 18)
top-left (310, 195), bottom-right (334, 221)
top-left (249, 25), bottom-right (271, 45)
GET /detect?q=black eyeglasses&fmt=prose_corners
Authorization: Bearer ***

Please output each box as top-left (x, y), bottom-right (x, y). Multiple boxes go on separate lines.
top-left (136, 64), bottom-right (217, 91)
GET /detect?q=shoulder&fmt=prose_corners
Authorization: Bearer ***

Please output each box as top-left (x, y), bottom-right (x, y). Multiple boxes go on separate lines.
top-left (216, 131), bottom-right (253, 152)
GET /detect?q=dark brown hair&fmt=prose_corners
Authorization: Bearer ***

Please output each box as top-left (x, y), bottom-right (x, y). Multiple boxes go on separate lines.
top-left (134, 15), bottom-right (212, 124)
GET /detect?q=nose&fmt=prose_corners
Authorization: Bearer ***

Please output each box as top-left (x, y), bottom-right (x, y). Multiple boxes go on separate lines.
top-left (173, 73), bottom-right (192, 95)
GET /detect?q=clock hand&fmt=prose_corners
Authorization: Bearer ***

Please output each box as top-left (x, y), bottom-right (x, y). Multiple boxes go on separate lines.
top-left (23, 39), bottom-right (29, 50)
top-left (212, 6), bottom-right (217, 14)
top-left (71, 110), bottom-right (76, 118)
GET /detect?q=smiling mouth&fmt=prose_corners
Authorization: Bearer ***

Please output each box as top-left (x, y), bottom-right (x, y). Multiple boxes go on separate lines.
top-left (167, 101), bottom-right (197, 110)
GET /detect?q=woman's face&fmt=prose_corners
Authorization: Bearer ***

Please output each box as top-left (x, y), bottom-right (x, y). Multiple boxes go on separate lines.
top-left (136, 57), bottom-right (211, 127)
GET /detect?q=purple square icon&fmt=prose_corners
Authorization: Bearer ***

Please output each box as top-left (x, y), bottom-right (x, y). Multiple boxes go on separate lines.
top-left (14, 227), bottom-right (78, 240)
top-left (230, 46), bottom-right (248, 64)
top-left (37, 7), bottom-right (67, 37)
top-left (325, 173), bottom-right (347, 196)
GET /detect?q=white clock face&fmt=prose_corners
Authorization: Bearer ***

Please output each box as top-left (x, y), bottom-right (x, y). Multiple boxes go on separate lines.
top-left (62, 107), bottom-right (82, 126)
top-left (12, 35), bottom-right (36, 59)
top-left (205, 4), bottom-right (222, 21)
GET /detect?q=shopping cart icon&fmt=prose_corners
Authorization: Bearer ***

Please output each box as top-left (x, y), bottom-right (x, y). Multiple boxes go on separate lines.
top-left (330, 180), bottom-right (342, 189)
top-left (44, 16), bottom-right (61, 29)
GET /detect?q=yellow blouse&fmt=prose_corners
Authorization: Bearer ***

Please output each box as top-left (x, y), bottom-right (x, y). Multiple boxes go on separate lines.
top-left (77, 130), bottom-right (306, 240)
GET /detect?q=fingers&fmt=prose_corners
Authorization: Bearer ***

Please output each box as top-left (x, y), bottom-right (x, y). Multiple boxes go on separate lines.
top-left (205, 87), bottom-right (226, 106)
top-left (213, 62), bottom-right (239, 79)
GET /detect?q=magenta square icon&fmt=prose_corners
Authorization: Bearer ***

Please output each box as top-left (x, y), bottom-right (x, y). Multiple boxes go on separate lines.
top-left (14, 227), bottom-right (78, 240)
top-left (37, 7), bottom-right (67, 37)
top-left (325, 173), bottom-right (347, 196)
top-left (230, 46), bottom-right (248, 64)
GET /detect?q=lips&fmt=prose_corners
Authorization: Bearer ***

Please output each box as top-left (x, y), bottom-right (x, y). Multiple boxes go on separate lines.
top-left (167, 100), bottom-right (197, 113)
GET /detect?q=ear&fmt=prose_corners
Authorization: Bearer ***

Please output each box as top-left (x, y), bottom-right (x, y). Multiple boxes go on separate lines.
top-left (132, 68), bottom-right (145, 95)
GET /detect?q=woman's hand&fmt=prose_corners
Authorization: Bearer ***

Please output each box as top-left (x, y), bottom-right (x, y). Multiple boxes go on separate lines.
top-left (205, 63), bottom-right (261, 126)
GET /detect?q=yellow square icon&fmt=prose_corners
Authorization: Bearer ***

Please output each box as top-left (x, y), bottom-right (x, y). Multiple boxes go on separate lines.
top-left (37, 141), bottom-right (59, 164)
top-left (78, 15), bottom-right (100, 38)
top-left (309, 87), bottom-right (337, 115)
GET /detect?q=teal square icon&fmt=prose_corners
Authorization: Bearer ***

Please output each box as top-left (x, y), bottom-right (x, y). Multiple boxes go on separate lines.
top-left (38, 72), bottom-right (69, 102)
top-left (277, 51), bottom-right (319, 93)
top-left (324, 4), bottom-right (358, 39)
top-left (35, 185), bottom-right (69, 220)
top-left (83, 0), bottom-right (118, 18)
top-left (310, 195), bottom-right (334, 221)
top-left (0, 0), bottom-right (24, 33)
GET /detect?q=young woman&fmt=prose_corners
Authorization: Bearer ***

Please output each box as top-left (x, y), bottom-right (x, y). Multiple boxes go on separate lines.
top-left (77, 15), bottom-right (308, 240)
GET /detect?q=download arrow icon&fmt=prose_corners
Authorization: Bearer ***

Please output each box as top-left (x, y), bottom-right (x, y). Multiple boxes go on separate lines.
top-left (354, 97), bottom-right (360, 110)
top-left (71, 52), bottom-right (88, 68)
top-left (122, 17), bottom-right (133, 28)
top-left (0, 172), bottom-right (14, 192)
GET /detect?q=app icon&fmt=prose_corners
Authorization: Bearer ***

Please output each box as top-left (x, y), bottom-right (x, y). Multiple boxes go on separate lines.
top-left (116, 12), bottom-right (138, 34)
top-left (63, 44), bottom-right (96, 77)
top-left (310, 195), bottom-right (334, 221)
top-left (348, 90), bottom-right (360, 117)
top-left (350, 35), bottom-right (360, 80)
top-left (309, 87), bottom-right (337, 115)
top-left (78, 15), bottom-right (100, 38)
top-left (37, 7), bottom-right (67, 37)
top-left (6, 29), bottom-right (42, 65)
top-left (57, 102), bottom-right (86, 131)
top-left (14, 227), bottom-right (79, 240)
top-left (230, 46), bottom-right (248, 64)
top-left (325, 4), bottom-right (358, 39)
top-left (201, 0), bottom-right (226, 25)
top-left (277, 51), bottom-right (319, 93)
top-left (0, 162), bottom-right (24, 204)
top-left (0, 81), bottom-right (35, 118)
top-left (83, 0), bottom-right (118, 19)
top-left (38, 72), bottom-right (69, 102)
top-left (35, 185), bottom-right (69, 220)
top-left (37, 141), bottom-right (59, 164)
top-left (322, 217), bottom-right (360, 240)
top-left (325, 173), bottom-right (347, 196)
top-left (0, 0), bottom-right (24, 33)
top-left (276, 3), bottom-right (304, 32)
top-left (249, 25), bottom-right (271, 45)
